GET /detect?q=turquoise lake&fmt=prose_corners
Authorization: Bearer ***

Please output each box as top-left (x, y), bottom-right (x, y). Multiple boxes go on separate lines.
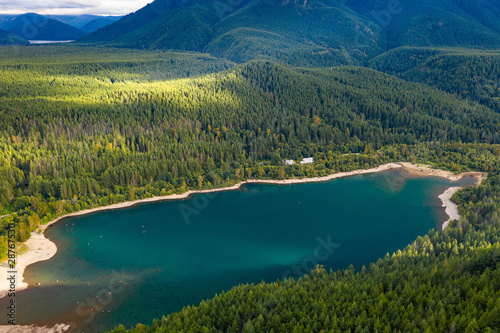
top-left (2, 170), bottom-right (476, 332)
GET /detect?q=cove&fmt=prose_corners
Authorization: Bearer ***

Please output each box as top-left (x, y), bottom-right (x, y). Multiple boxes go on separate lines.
top-left (2, 169), bottom-right (476, 332)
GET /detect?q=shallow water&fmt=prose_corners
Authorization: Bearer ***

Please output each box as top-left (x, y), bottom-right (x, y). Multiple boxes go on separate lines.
top-left (1, 170), bottom-right (476, 331)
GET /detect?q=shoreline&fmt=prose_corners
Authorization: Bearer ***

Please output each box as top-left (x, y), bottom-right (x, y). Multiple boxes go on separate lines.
top-left (398, 162), bottom-right (485, 232)
top-left (0, 162), bottom-right (485, 302)
top-left (0, 324), bottom-right (70, 332)
top-left (439, 187), bottom-right (463, 231)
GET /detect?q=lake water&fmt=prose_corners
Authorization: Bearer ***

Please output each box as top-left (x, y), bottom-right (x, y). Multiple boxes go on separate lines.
top-left (28, 40), bottom-right (75, 44)
top-left (0, 170), bottom-right (476, 332)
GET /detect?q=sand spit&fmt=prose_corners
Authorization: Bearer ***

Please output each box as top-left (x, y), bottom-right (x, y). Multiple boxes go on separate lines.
top-left (439, 187), bottom-right (463, 230)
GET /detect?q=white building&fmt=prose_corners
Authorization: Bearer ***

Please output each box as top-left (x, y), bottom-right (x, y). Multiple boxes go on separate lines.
top-left (285, 160), bottom-right (295, 166)
top-left (300, 157), bottom-right (314, 164)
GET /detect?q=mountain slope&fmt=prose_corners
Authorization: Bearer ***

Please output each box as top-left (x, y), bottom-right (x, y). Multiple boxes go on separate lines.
top-left (347, 0), bottom-right (500, 49)
top-left (206, 0), bottom-right (383, 63)
top-left (80, 16), bottom-right (123, 34)
top-left (370, 47), bottom-right (500, 111)
top-left (0, 29), bottom-right (29, 45)
top-left (46, 15), bottom-right (100, 28)
top-left (80, 0), bottom-right (500, 65)
top-left (453, 0), bottom-right (500, 34)
top-left (0, 15), bottom-right (14, 25)
top-left (79, 0), bottom-right (189, 44)
top-left (0, 13), bottom-right (86, 41)
top-left (46, 15), bottom-right (121, 29)
top-left (79, 0), bottom-right (385, 65)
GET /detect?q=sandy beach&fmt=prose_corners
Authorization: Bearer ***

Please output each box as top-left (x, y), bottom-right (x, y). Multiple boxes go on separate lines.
top-left (439, 187), bottom-right (463, 230)
top-left (397, 162), bottom-right (485, 183)
top-left (0, 324), bottom-right (70, 332)
top-left (0, 162), bottom-right (486, 307)
top-left (398, 162), bottom-right (485, 231)
top-left (0, 231), bottom-right (57, 299)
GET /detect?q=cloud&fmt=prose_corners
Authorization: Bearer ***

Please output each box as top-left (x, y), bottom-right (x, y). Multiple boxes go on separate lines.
top-left (0, 0), bottom-right (152, 15)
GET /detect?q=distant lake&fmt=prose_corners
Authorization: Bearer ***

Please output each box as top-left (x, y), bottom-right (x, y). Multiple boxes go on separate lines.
top-left (29, 40), bottom-right (74, 44)
top-left (1, 169), bottom-right (476, 332)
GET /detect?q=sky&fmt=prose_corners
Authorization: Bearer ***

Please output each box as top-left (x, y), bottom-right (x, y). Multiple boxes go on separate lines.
top-left (0, 0), bottom-right (152, 16)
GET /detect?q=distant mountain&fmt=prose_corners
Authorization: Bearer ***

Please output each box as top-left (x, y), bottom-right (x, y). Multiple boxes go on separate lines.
top-left (80, 0), bottom-right (500, 65)
top-left (0, 28), bottom-right (28, 45)
top-left (0, 13), bottom-right (86, 41)
top-left (45, 15), bottom-right (98, 28)
top-left (80, 16), bottom-right (123, 34)
top-left (47, 14), bottom-right (122, 31)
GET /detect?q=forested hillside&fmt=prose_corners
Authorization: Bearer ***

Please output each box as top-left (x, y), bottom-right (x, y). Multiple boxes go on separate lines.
top-left (348, 0), bottom-right (500, 49)
top-left (0, 29), bottom-right (28, 45)
top-left (79, 0), bottom-right (380, 66)
top-left (0, 46), bottom-right (235, 80)
top-left (79, 0), bottom-right (500, 66)
top-left (370, 48), bottom-right (500, 111)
